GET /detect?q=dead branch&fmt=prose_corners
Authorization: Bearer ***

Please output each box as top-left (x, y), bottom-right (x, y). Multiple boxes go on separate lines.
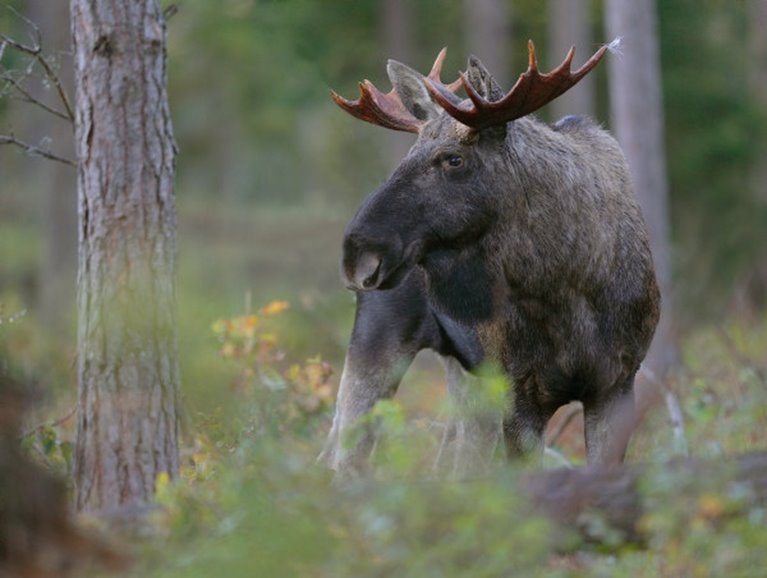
top-left (1, 70), bottom-right (72, 121)
top-left (0, 133), bottom-right (75, 166)
top-left (163, 4), bottom-right (179, 21)
top-left (1, 9), bottom-right (75, 124)
top-left (639, 366), bottom-right (689, 457)
top-left (19, 405), bottom-right (77, 440)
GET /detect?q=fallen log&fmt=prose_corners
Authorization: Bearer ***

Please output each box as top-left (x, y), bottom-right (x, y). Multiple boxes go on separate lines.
top-left (522, 452), bottom-right (767, 545)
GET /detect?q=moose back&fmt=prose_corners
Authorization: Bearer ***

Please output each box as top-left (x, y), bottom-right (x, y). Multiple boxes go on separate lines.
top-left (319, 42), bottom-right (660, 479)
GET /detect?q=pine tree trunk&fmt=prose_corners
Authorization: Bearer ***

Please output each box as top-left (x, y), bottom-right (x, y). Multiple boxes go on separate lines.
top-left (605, 0), bottom-right (677, 379)
top-left (736, 0), bottom-right (767, 313)
top-left (548, 0), bottom-right (595, 120)
top-left (70, 0), bottom-right (180, 514)
top-left (749, 0), bottom-right (767, 208)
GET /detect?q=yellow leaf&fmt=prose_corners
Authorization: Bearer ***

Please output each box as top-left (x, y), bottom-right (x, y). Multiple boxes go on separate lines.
top-left (260, 300), bottom-right (289, 317)
top-left (698, 493), bottom-right (725, 519)
top-left (285, 364), bottom-right (302, 383)
top-left (221, 342), bottom-right (236, 358)
top-left (155, 471), bottom-right (171, 495)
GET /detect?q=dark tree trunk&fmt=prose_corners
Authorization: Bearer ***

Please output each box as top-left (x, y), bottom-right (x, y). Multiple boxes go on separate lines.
top-left (605, 0), bottom-right (677, 379)
top-left (70, 0), bottom-right (180, 514)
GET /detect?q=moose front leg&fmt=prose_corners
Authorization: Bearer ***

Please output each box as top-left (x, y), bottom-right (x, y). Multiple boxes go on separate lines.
top-left (319, 271), bottom-right (439, 481)
top-left (319, 349), bottom-right (413, 480)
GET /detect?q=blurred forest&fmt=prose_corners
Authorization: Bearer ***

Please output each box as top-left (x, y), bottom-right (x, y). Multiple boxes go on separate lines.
top-left (0, 0), bottom-right (762, 396)
top-left (1, 0), bottom-right (765, 399)
top-left (1, 0), bottom-right (767, 576)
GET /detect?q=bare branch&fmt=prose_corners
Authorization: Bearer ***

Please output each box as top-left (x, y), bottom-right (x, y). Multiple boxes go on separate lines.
top-left (163, 4), bottom-right (179, 21)
top-left (0, 33), bottom-right (37, 57)
top-left (6, 5), bottom-right (42, 50)
top-left (639, 366), bottom-right (689, 457)
top-left (0, 133), bottom-right (75, 166)
top-left (33, 50), bottom-right (74, 122)
top-left (1, 72), bottom-right (71, 121)
top-left (1, 12), bottom-right (74, 124)
top-left (19, 405), bottom-right (77, 440)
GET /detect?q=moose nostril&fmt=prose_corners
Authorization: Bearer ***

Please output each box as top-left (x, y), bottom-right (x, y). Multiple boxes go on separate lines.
top-left (353, 253), bottom-right (382, 290)
top-left (362, 271), bottom-right (378, 289)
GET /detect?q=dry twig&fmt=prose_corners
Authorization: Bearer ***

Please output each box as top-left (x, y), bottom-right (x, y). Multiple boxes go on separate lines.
top-left (0, 133), bottom-right (75, 166)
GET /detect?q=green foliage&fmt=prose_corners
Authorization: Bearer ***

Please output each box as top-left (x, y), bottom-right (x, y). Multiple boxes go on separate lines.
top-left (659, 1), bottom-right (767, 313)
top-left (107, 311), bottom-right (767, 578)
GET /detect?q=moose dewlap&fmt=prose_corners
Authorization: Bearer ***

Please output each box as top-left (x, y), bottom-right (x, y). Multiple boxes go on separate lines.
top-left (320, 41), bottom-right (660, 479)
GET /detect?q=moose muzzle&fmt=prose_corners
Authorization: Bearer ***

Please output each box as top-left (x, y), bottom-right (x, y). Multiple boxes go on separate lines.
top-left (342, 231), bottom-right (425, 292)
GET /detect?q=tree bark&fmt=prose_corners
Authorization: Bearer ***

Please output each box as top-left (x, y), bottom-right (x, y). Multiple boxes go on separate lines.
top-left (548, 0), bottom-right (596, 120)
top-left (70, 0), bottom-right (180, 514)
top-left (605, 0), bottom-right (677, 379)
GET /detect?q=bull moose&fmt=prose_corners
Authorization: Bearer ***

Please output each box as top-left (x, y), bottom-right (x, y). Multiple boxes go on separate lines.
top-left (319, 41), bottom-right (660, 479)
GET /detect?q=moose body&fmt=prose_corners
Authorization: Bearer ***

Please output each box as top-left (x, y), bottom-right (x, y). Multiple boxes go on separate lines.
top-left (320, 43), bottom-right (660, 478)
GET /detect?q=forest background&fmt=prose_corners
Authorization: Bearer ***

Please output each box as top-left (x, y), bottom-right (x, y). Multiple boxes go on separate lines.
top-left (1, 0), bottom-right (767, 576)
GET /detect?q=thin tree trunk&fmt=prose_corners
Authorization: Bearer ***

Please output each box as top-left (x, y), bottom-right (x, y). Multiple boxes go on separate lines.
top-left (379, 0), bottom-right (415, 169)
top-left (548, 0), bottom-right (595, 120)
top-left (463, 0), bottom-right (511, 87)
top-left (735, 0), bottom-right (767, 313)
top-left (749, 0), bottom-right (767, 207)
top-left (605, 0), bottom-right (677, 379)
top-left (70, 0), bottom-right (180, 515)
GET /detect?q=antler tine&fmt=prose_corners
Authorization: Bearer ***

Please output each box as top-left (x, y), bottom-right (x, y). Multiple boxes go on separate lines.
top-left (330, 47), bottom-right (463, 133)
top-left (425, 40), bottom-right (609, 131)
top-left (527, 39), bottom-right (539, 73)
top-left (330, 80), bottom-right (421, 133)
top-left (426, 47), bottom-right (463, 93)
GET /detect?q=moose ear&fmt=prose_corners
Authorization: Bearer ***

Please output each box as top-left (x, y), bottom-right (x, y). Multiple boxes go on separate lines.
top-left (465, 55), bottom-right (507, 140)
top-left (387, 59), bottom-right (442, 122)
top-left (465, 55), bottom-right (505, 102)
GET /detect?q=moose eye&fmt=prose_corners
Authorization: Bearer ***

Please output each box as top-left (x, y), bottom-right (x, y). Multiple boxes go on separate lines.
top-left (442, 154), bottom-right (464, 170)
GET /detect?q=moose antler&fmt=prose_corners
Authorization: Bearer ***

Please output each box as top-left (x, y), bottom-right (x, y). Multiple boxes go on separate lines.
top-left (425, 40), bottom-right (608, 130)
top-left (330, 48), bottom-right (462, 133)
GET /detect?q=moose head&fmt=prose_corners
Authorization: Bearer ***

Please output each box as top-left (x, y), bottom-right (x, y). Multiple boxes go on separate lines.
top-left (334, 42), bottom-right (607, 299)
